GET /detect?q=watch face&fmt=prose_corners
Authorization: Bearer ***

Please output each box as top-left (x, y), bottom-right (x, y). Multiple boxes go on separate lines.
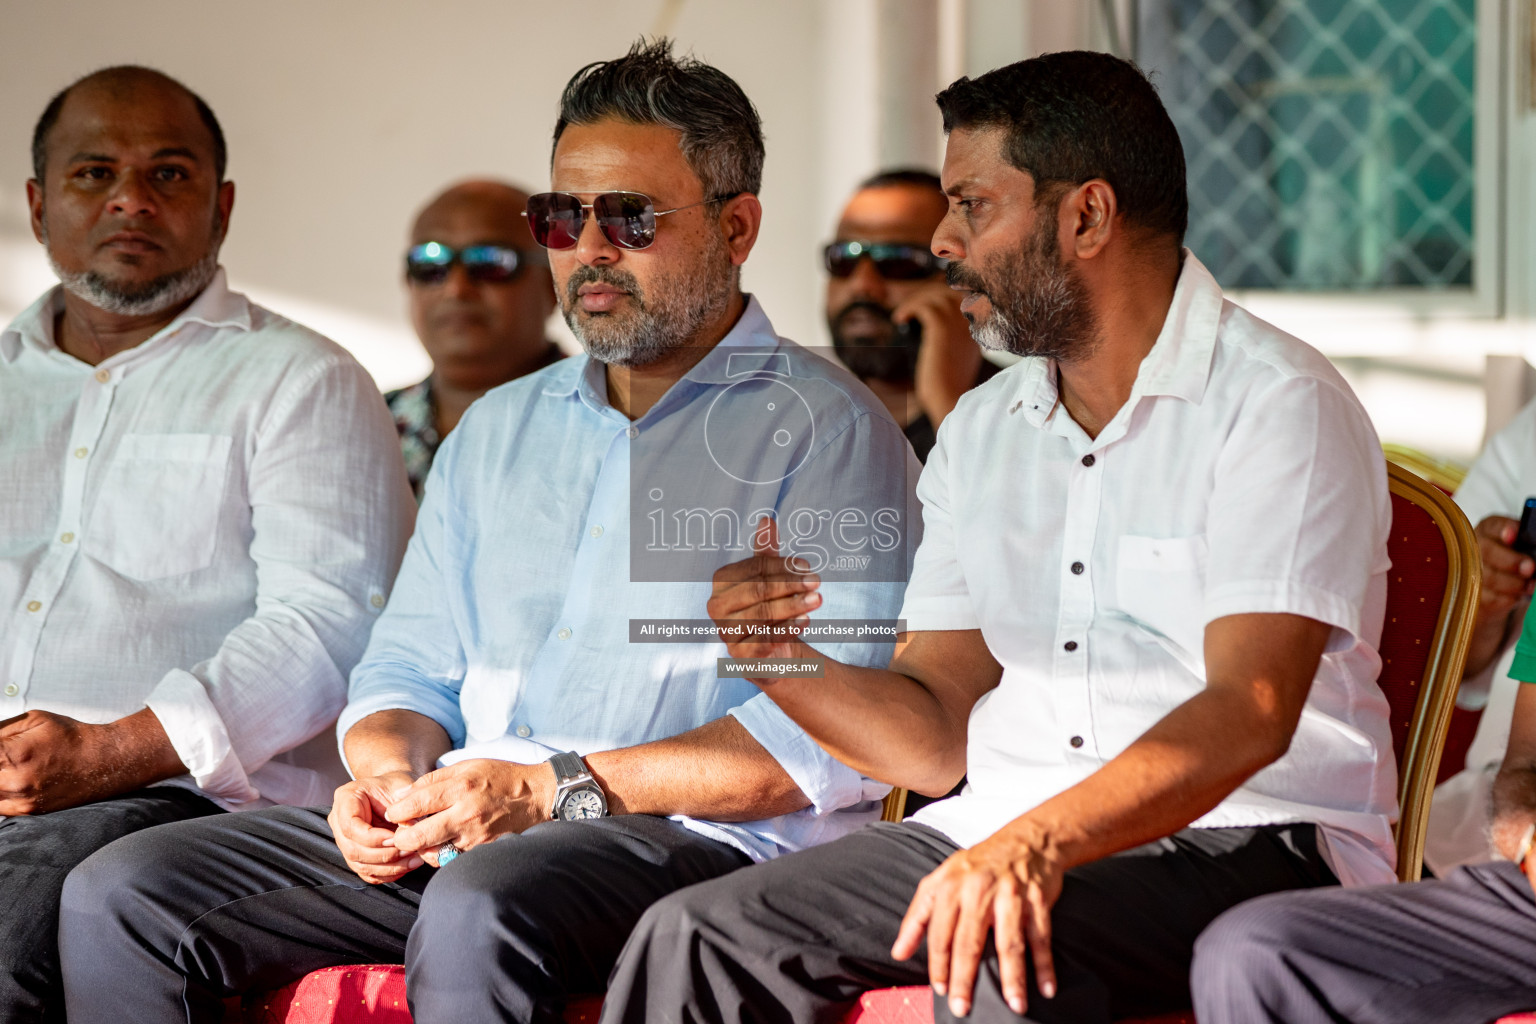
top-left (560, 787), bottom-right (605, 820)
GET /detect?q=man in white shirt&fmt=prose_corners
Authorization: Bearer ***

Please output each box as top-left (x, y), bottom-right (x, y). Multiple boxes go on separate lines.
top-left (601, 51), bottom-right (1395, 1024)
top-left (0, 65), bottom-right (413, 1021)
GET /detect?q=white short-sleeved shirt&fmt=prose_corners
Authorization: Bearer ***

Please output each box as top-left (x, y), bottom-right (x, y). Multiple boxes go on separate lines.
top-left (0, 271), bottom-right (414, 809)
top-left (907, 253), bottom-right (1398, 887)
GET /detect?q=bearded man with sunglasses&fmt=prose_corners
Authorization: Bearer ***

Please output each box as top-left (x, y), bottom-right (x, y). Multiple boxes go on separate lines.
top-left (389, 180), bottom-right (563, 501)
top-left (0, 67), bottom-right (413, 1022)
top-left (58, 40), bottom-right (917, 1024)
top-left (825, 169), bottom-right (997, 462)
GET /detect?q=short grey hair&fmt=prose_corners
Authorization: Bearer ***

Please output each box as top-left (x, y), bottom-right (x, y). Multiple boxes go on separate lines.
top-left (552, 38), bottom-right (764, 201)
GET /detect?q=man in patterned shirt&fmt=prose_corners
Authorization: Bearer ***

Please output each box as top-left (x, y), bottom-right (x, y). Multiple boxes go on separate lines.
top-left (388, 180), bottom-right (563, 500)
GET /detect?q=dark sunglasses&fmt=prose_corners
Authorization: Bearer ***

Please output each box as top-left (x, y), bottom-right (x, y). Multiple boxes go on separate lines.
top-left (823, 241), bottom-right (948, 281)
top-left (523, 191), bottom-right (736, 251)
top-left (405, 242), bottom-right (538, 285)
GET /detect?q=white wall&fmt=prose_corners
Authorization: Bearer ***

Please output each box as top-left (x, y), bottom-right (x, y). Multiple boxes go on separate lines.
top-left (5, 0), bottom-right (1511, 464)
top-left (0, 0), bottom-right (849, 389)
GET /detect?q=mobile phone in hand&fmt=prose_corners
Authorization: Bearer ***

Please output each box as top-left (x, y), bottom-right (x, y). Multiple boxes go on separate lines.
top-left (1514, 498), bottom-right (1536, 557)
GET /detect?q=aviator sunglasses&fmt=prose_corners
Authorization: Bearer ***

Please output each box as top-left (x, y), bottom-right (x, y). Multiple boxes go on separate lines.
top-left (405, 242), bottom-right (540, 285)
top-left (823, 240), bottom-right (948, 281)
top-left (523, 190), bottom-right (737, 251)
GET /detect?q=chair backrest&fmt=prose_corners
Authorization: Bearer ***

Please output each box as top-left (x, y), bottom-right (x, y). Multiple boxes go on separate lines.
top-left (1380, 459), bottom-right (1481, 880)
top-left (1382, 443), bottom-right (1468, 494)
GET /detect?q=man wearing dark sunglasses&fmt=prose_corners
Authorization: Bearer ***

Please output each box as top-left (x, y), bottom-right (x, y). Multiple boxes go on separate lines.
top-left (61, 39), bottom-right (917, 1024)
top-left (825, 168), bottom-right (995, 462)
top-left (388, 180), bottom-right (563, 501)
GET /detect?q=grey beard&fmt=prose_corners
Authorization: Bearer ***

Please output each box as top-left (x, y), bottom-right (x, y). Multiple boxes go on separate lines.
top-left (955, 218), bottom-right (1098, 362)
top-left (48, 248), bottom-right (219, 318)
top-left (561, 243), bottom-right (734, 369)
top-left (971, 267), bottom-right (1083, 356)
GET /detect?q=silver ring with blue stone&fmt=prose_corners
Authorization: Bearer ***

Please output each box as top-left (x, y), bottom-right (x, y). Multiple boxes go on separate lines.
top-left (436, 841), bottom-right (460, 866)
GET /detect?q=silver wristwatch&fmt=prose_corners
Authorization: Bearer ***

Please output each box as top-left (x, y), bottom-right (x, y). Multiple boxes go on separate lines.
top-left (549, 751), bottom-right (607, 821)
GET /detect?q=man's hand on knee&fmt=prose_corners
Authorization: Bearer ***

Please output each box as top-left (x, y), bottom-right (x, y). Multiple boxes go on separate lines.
top-left (892, 824), bottom-right (1062, 1019)
top-left (328, 771), bottom-right (423, 884)
top-left (0, 708), bottom-right (183, 815)
top-left (383, 759), bottom-right (556, 864)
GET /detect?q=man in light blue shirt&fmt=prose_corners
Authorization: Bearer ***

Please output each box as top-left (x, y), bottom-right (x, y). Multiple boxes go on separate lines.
top-left (58, 39), bottom-right (918, 1024)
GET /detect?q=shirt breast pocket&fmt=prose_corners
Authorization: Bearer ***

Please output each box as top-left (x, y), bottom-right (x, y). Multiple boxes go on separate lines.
top-left (87, 433), bottom-right (234, 581)
top-left (1114, 534), bottom-right (1209, 668)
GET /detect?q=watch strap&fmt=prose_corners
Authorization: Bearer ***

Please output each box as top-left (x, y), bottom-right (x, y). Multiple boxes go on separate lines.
top-left (550, 751), bottom-right (590, 786)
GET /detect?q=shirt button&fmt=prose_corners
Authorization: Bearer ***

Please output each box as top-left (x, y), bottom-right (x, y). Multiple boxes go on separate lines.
top-left (370, 593), bottom-right (385, 609)
top-left (26, 600), bottom-right (41, 613)
top-left (1081, 454), bottom-right (1096, 467)
top-left (558, 627), bottom-right (572, 640)
top-left (94, 369), bottom-right (111, 383)
top-left (590, 525), bottom-right (604, 538)
top-left (3, 684), bottom-right (17, 697)
top-left (515, 724), bottom-right (532, 738)
top-left (1070, 561), bottom-right (1084, 575)
top-left (59, 532), bottom-right (75, 544)
top-left (1070, 735), bottom-right (1085, 748)
top-left (1064, 640), bottom-right (1078, 652)
top-left (626, 427), bottom-right (639, 439)
top-left (74, 447), bottom-right (89, 459)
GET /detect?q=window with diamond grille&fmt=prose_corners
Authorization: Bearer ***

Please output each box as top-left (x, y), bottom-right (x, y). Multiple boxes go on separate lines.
top-left (1136, 0), bottom-right (1476, 290)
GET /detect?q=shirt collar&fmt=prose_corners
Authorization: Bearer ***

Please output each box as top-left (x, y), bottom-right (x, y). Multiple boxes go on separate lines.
top-left (1126, 250), bottom-right (1222, 405)
top-left (1009, 249), bottom-right (1222, 432)
top-left (540, 293), bottom-right (781, 402)
top-left (0, 266), bottom-right (249, 366)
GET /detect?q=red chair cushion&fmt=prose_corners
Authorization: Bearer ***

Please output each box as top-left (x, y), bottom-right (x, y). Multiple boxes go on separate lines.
top-left (841, 986), bottom-right (931, 1023)
top-left (838, 986), bottom-right (1195, 1023)
top-left (241, 966), bottom-right (410, 1024)
top-left (1378, 490), bottom-right (1451, 776)
top-left (241, 965), bottom-right (603, 1023)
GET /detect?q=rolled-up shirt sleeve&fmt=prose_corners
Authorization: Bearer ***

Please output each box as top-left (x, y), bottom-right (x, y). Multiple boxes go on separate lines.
top-left (145, 356), bottom-right (415, 803)
top-left (336, 430), bottom-right (470, 758)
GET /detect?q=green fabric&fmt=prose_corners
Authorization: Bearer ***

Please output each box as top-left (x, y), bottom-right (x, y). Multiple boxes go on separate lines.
top-left (1510, 602), bottom-right (1536, 683)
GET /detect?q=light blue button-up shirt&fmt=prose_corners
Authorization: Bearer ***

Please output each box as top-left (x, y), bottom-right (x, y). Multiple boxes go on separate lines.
top-left (342, 297), bottom-right (921, 860)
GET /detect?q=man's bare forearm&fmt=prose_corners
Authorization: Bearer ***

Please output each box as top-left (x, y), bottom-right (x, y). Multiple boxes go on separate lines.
top-left (741, 631), bottom-right (998, 796)
top-left (1003, 613), bottom-right (1325, 871)
top-left (1008, 683), bottom-right (1298, 871)
top-left (342, 710), bottom-right (453, 781)
top-left (1492, 758), bottom-right (1536, 858)
top-left (101, 707), bottom-right (187, 791)
top-left (1466, 607), bottom-right (1521, 679)
top-left (585, 716), bottom-right (809, 821)
top-left (745, 658), bottom-right (967, 795)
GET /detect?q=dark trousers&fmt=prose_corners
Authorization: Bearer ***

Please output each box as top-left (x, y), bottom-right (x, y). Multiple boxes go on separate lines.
top-left (602, 820), bottom-right (1338, 1024)
top-left (0, 787), bottom-right (221, 1024)
top-left (1192, 860), bottom-right (1536, 1024)
top-left (57, 806), bottom-right (750, 1024)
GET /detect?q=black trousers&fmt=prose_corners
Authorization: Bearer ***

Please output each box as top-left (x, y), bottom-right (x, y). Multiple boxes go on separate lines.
top-left (1192, 860), bottom-right (1536, 1024)
top-left (57, 806), bottom-right (750, 1024)
top-left (602, 820), bottom-right (1338, 1024)
top-left (0, 787), bottom-right (221, 1024)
